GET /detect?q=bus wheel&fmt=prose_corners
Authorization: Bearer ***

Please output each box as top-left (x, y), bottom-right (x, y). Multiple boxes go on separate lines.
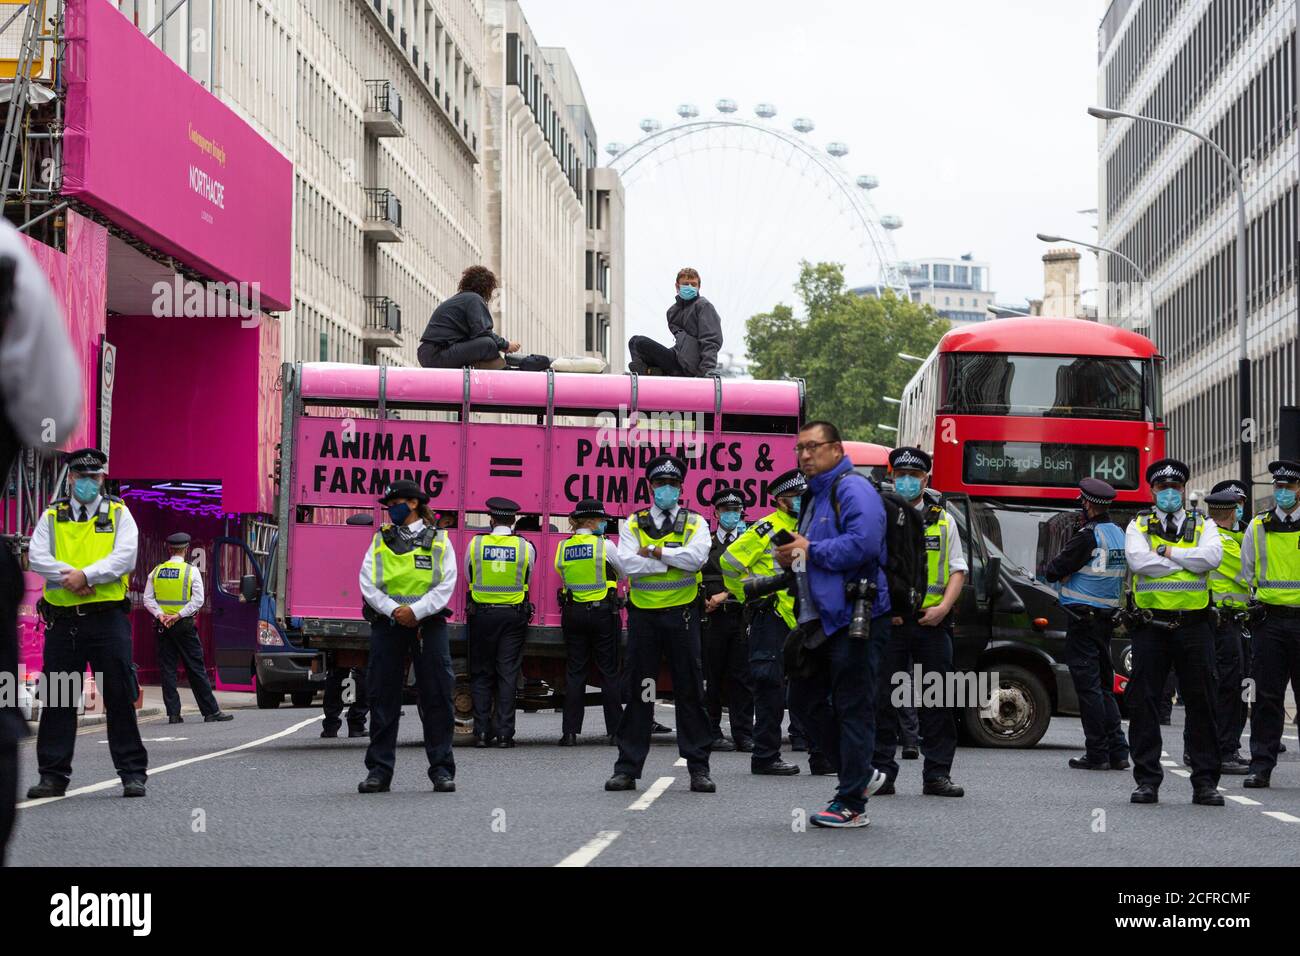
top-left (256, 685), bottom-right (283, 709)
top-left (290, 690), bottom-right (316, 707)
top-left (962, 664), bottom-right (1051, 748)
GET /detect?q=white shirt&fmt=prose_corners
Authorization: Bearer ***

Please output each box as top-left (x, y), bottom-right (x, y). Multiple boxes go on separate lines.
top-left (143, 555), bottom-right (205, 619)
top-left (1239, 505), bottom-right (1300, 586)
top-left (917, 500), bottom-right (969, 575)
top-left (359, 519), bottom-right (457, 620)
top-left (566, 527), bottom-right (624, 578)
top-left (0, 219), bottom-right (82, 452)
top-left (462, 524), bottom-right (537, 590)
top-left (617, 503), bottom-right (710, 576)
top-left (1124, 507), bottom-right (1223, 578)
top-left (28, 493), bottom-right (139, 589)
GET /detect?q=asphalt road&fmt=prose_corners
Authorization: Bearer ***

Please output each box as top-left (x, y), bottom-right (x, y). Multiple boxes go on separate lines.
top-left (8, 699), bottom-right (1300, 866)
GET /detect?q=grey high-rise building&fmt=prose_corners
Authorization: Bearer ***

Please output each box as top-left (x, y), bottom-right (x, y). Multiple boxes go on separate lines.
top-left (1097, 0), bottom-right (1298, 494)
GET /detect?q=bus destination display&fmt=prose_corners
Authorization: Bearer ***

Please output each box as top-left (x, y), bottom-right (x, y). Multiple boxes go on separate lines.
top-left (963, 442), bottom-right (1140, 490)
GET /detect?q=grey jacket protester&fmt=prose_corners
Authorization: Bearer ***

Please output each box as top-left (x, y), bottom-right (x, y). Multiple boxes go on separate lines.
top-left (666, 295), bottom-right (724, 375)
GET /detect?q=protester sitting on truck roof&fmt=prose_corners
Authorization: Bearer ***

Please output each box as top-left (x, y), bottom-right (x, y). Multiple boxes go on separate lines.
top-left (417, 266), bottom-right (521, 370)
top-left (627, 267), bottom-right (723, 377)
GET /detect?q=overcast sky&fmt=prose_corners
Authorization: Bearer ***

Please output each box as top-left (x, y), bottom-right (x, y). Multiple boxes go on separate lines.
top-left (521, 0), bottom-right (1107, 339)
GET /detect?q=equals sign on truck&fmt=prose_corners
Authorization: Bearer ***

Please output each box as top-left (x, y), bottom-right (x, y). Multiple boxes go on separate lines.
top-left (489, 457), bottom-right (524, 478)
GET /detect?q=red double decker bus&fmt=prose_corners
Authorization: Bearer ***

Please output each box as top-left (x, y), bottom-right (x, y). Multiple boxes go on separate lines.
top-left (895, 317), bottom-right (1164, 747)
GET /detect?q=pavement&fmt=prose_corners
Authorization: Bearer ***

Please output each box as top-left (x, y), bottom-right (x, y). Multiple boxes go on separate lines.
top-left (8, 693), bottom-right (1300, 867)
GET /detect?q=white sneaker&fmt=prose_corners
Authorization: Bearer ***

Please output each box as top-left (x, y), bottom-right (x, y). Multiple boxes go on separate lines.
top-left (863, 768), bottom-right (887, 798)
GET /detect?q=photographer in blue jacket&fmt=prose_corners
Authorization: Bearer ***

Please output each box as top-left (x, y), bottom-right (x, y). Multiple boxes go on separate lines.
top-left (775, 420), bottom-right (890, 829)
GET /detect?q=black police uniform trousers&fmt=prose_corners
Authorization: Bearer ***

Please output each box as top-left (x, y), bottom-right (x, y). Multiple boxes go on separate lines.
top-left (1206, 612), bottom-right (1247, 760)
top-left (468, 601), bottom-right (528, 741)
top-left (1062, 607), bottom-right (1129, 763)
top-left (36, 606), bottom-right (148, 786)
top-left (703, 603), bottom-right (753, 744)
top-left (872, 616), bottom-right (957, 784)
top-left (322, 665), bottom-right (369, 732)
top-left (788, 617), bottom-right (888, 814)
top-left (1247, 608), bottom-right (1300, 775)
top-left (613, 601), bottom-right (712, 778)
top-left (1, 549), bottom-right (25, 864)
top-left (364, 616), bottom-right (455, 783)
top-left (155, 617), bottom-right (220, 718)
top-left (1127, 612), bottom-right (1219, 791)
top-left (560, 599), bottom-right (622, 736)
top-left (748, 602), bottom-right (790, 766)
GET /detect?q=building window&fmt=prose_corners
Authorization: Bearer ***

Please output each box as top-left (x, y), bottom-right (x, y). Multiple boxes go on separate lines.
top-left (954, 265), bottom-right (968, 286)
top-left (319, 331), bottom-right (328, 362)
top-left (933, 264), bottom-right (951, 283)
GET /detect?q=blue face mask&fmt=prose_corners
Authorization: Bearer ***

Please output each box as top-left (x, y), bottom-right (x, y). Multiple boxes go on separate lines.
top-left (1235, 504), bottom-right (1245, 523)
top-left (677, 284), bottom-right (698, 301)
top-left (72, 477), bottom-right (100, 504)
top-left (594, 519), bottom-right (608, 535)
top-left (1275, 487), bottom-right (1297, 510)
top-left (387, 502), bottom-right (411, 525)
top-left (894, 475), bottom-right (923, 501)
top-left (719, 511), bottom-right (742, 530)
top-left (653, 485), bottom-right (680, 510)
top-left (1155, 488), bottom-right (1183, 512)
top-left (790, 498), bottom-right (802, 516)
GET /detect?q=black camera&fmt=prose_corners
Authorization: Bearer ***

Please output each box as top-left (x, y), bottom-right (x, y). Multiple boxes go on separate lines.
top-left (743, 570), bottom-right (796, 602)
top-left (845, 577), bottom-right (878, 640)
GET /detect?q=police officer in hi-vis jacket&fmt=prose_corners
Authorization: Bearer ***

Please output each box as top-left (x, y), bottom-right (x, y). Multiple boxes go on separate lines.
top-left (357, 480), bottom-right (457, 793)
top-left (555, 498), bottom-right (624, 746)
top-left (700, 487), bottom-right (754, 752)
top-left (1123, 458), bottom-right (1224, 806)
top-left (1200, 488), bottom-right (1251, 776)
top-left (605, 454), bottom-right (715, 794)
top-left (1239, 460), bottom-right (1300, 789)
top-left (26, 448), bottom-right (149, 799)
top-left (1042, 478), bottom-right (1129, 771)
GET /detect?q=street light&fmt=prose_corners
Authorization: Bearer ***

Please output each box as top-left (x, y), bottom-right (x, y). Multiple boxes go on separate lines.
top-left (898, 352), bottom-right (926, 363)
top-left (877, 424), bottom-right (898, 433)
top-left (882, 396), bottom-right (901, 405)
top-left (1037, 232), bottom-right (1150, 329)
top-left (987, 305), bottom-right (1031, 318)
top-left (1089, 103), bottom-right (1252, 507)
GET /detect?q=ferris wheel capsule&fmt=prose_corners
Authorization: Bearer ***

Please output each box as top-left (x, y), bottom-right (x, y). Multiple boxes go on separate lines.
top-left (855, 174), bottom-right (879, 190)
top-left (639, 118), bottom-right (662, 134)
top-left (827, 142), bottom-right (849, 158)
top-left (715, 98), bottom-right (738, 113)
top-left (605, 142), bottom-right (625, 158)
top-left (791, 117), bottom-right (815, 133)
top-left (754, 103), bottom-right (777, 118)
top-left (880, 215), bottom-right (903, 230)
top-left (676, 104), bottom-right (700, 119)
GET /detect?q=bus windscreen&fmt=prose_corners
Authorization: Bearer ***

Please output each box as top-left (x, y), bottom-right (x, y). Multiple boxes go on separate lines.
top-left (946, 354), bottom-right (1147, 420)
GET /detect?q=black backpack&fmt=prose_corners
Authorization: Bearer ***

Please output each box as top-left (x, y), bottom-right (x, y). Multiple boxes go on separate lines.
top-left (828, 471), bottom-right (930, 617)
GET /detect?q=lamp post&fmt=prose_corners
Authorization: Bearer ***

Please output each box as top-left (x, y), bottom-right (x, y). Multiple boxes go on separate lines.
top-left (1036, 232), bottom-right (1151, 330)
top-left (1088, 104), bottom-right (1252, 509)
top-left (898, 352), bottom-right (926, 364)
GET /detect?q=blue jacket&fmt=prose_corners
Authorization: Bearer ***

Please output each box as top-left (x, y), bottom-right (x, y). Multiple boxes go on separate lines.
top-left (799, 455), bottom-right (890, 632)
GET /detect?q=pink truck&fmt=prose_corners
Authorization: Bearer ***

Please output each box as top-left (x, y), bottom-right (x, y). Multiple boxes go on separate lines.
top-left (274, 362), bottom-right (804, 716)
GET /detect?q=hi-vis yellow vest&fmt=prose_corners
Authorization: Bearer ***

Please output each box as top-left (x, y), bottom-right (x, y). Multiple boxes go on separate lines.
top-left (555, 533), bottom-right (614, 603)
top-left (1248, 511), bottom-right (1300, 606)
top-left (626, 509), bottom-right (704, 610)
top-left (42, 498), bottom-right (129, 606)
top-left (922, 504), bottom-right (953, 609)
top-left (720, 510), bottom-right (797, 629)
top-left (1132, 511), bottom-right (1210, 611)
top-left (371, 524), bottom-right (447, 604)
top-left (150, 558), bottom-right (195, 614)
top-left (1209, 526), bottom-right (1249, 609)
top-left (469, 533), bottom-right (530, 605)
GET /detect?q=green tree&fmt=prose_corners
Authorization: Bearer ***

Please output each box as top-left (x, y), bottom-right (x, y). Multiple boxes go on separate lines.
top-left (746, 261), bottom-right (949, 444)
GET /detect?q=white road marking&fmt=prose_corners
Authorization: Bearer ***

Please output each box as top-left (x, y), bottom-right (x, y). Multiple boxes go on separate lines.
top-left (627, 775), bottom-right (675, 810)
top-left (1226, 795), bottom-right (1262, 806)
top-left (673, 757), bottom-right (686, 767)
top-left (101, 736), bottom-right (188, 743)
top-left (18, 715), bottom-right (320, 809)
top-left (555, 830), bottom-right (621, 867)
top-left (1160, 760), bottom-right (1177, 767)
top-left (1262, 811), bottom-right (1300, 824)
top-left (1170, 769), bottom-right (1191, 777)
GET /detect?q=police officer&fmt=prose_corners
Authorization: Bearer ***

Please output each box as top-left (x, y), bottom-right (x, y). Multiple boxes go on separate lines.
top-left (1239, 460), bottom-right (1300, 788)
top-left (871, 447), bottom-right (965, 797)
top-left (320, 666), bottom-right (368, 738)
top-left (1123, 458), bottom-right (1223, 805)
top-left (1212, 478), bottom-right (1253, 765)
top-left (555, 498), bottom-right (623, 746)
top-left (465, 496), bottom-right (534, 748)
top-left (605, 454), bottom-right (715, 793)
top-left (720, 469), bottom-right (805, 775)
top-left (701, 487), bottom-right (754, 752)
top-left (143, 532), bottom-right (232, 725)
top-left (26, 448), bottom-right (149, 798)
top-left (1042, 478), bottom-right (1129, 771)
top-left (1202, 489), bottom-right (1251, 775)
top-left (357, 480), bottom-right (457, 793)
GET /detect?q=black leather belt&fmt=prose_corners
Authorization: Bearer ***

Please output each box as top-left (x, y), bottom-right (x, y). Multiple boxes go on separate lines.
top-left (566, 599), bottom-right (617, 611)
top-left (1261, 603), bottom-right (1300, 619)
top-left (1146, 608), bottom-right (1211, 625)
top-left (41, 599), bottom-right (127, 620)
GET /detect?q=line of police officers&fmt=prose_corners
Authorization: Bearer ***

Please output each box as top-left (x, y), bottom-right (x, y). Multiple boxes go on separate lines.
top-left (1044, 456), bottom-right (1300, 805)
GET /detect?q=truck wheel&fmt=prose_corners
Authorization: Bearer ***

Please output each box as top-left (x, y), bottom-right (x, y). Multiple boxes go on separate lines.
top-left (256, 685), bottom-right (282, 709)
top-left (962, 664), bottom-right (1051, 748)
top-left (290, 690), bottom-right (316, 707)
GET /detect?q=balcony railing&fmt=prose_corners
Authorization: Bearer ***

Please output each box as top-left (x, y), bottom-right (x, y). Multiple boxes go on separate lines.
top-left (363, 297), bottom-right (402, 346)
top-left (363, 80), bottom-right (404, 137)
top-left (364, 188), bottom-right (402, 229)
